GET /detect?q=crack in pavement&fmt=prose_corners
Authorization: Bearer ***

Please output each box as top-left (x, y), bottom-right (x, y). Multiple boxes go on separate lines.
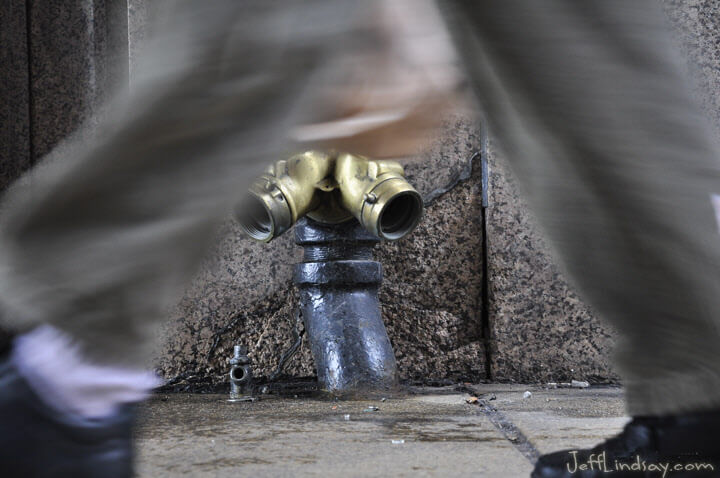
top-left (476, 403), bottom-right (541, 464)
top-left (456, 385), bottom-right (540, 464)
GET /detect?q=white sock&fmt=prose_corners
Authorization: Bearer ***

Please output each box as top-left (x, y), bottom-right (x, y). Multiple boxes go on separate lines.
top-left (11, 325), bottom-right (162, 419)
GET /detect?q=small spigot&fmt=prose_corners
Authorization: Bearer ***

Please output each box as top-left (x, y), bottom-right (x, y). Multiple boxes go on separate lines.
top-left (228, 345), bottom-right (254, 402)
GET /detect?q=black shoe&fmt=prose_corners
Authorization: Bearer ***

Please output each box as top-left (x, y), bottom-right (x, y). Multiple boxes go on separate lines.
top-left (0, 356), bottom-right (135, 477)
top-left (532, 411), bottom-right (720, 477)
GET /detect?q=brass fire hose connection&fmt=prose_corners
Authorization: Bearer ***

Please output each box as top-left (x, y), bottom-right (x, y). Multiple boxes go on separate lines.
top-left (236, 151), bottom-right (423, 242)
top-left (236, 151), bottom-right (423, 397)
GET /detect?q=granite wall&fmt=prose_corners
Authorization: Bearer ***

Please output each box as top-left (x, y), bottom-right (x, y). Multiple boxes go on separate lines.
top-left (26, 0), bottom-right (130, 159)
top-left (485, 144), bottom-right (618, 384)
top-left (0, 0), bottom-right (133, 350)
top-left (0, 0), bottom-right (131, 172)
top-left (2, 1), bottom-right (719, 388)
top-left (663, 0), bottom-right (720, 140)
top-left (482, 0), bottom-right (720, 383)
top-left (0, 1), bottom-right (32, 191)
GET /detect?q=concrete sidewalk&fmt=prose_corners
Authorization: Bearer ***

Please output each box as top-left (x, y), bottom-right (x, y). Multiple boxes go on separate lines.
top-left (134, 384), bottom-right (627, 477)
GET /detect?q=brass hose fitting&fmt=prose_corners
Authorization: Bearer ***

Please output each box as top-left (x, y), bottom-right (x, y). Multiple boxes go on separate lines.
top-left (237, 151), bottom-right (423, 242)
top-left (334, 153), bottom-right (423, 241)
top-left (237, 151), bottom-right (333, 242)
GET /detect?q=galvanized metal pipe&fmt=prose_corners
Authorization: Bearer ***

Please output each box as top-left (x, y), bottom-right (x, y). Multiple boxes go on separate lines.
top-left (293, 218), bottom-right (398, 397)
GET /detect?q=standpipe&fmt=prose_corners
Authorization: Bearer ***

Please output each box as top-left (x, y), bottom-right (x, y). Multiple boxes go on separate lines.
top-left (236, 151), bottom-right (423, 397)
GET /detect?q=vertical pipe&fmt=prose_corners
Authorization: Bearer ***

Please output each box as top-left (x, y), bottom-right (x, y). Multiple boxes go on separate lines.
top-left (293, 218), bottom-right (398, 397)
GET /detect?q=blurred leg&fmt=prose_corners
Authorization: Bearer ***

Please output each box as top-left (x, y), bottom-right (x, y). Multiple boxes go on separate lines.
top-left (443, 0), bottom-right (720, 416)
top-left (0, 5), bottom-right (387, 474)
top-left (0, 0), bottom-right (364, 369)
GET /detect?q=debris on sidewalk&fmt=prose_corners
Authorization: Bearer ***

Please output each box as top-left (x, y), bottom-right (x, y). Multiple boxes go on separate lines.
top-left (465, 393), bottom-right (496, 405)
top-left (363, 406), bottom-right (380, 412)
top-left (391, 439), bottom-right (405, 444)
top-left (464, 394), bottom-right (498, 411)
top-left (344, 414), bottom-right (351, 420)
top-left (522, 391), bottom-right (532, 399)
top-left (546, 380), bottom-right (590, 389)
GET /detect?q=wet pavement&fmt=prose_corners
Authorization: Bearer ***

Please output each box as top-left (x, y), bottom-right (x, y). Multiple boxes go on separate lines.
top-left (134, 384), bottom-right (627, 477)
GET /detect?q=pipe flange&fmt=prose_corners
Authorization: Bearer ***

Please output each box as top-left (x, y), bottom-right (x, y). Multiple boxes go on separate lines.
top-left (294, 260), bottom-right (382, 286)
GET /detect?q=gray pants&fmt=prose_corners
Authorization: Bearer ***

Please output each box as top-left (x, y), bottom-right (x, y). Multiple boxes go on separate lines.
top-left (1, 0), bottom-right (719, 417)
